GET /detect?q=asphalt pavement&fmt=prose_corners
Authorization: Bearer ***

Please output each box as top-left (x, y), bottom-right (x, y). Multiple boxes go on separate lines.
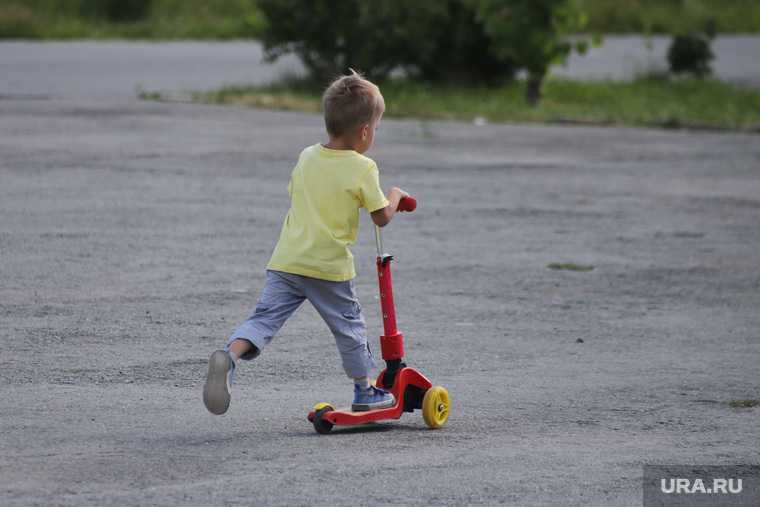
top-left (1, 40), bottom-right (759, 505)
top-left (1, 95), bottom-right (759, 505)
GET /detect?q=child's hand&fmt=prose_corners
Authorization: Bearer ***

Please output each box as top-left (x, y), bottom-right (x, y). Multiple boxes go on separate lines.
top-left (371, 187), bottom-right (412, 227)
top-left (391, 187), bottom-right (410, 199)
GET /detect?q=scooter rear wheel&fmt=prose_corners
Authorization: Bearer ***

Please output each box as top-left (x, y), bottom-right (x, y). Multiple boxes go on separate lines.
top-left (422, 386), bottom-right (450, 429)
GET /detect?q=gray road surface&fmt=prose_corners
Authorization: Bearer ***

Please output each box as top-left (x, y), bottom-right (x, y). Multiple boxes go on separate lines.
top-left (1, 95), bottom-right (759, 505)
top-left (1, 36), bottom-right (759, 101)
top-left (0, 41), bottom-right (301, 99)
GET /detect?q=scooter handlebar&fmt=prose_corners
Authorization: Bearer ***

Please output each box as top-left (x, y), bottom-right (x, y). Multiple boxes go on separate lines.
top-left (397, 196), bottom-right (417, 212)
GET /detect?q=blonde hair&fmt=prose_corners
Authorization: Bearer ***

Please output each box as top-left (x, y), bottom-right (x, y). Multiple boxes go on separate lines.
top-left (322, 70), bottom-right (385, 138)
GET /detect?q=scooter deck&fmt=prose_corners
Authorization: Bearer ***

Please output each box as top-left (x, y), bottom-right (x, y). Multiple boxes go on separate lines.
top-left (308, 367), bottom-right (433, 427)
top-left (321, 403), bottom-right (403, 425)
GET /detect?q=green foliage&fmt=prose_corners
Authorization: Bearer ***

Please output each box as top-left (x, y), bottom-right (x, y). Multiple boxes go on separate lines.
top-left (467, 0), bottom-right (590, 104)
top-left (574, 0), bottom-right (760, 34)
top-left (728, 399), bottom-right (759, 408)
top-left (4, 0), bottom-right (760, 39)
top-left (0, 4), bottom-right (39, 37)
top-left (0, 0), bottom-right (264, 39)
top-left (79, 0), bottom-right (153, 22)
top-left (412, 1), bottom-right (518, 84)
top-left (257, 0), bottom-right (592, 102)
top-left (192, 76), bottom-right (760, 132)
top-left (547, 263), bottom-right (594, 271)
top-left (256, 0), bottom-right (516, 84)
top-left (667, 33), bottom-right (714, 77)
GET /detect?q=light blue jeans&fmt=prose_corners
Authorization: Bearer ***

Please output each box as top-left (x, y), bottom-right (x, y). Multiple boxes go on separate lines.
top-left (228, 270), bottom-right (377, 379)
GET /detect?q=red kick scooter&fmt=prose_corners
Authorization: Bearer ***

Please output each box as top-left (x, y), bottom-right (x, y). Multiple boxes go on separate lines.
top-left (307, 196), bottom-right (450, 434)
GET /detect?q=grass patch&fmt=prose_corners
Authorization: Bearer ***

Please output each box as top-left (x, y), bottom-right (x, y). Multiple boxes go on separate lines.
top-left (187, 77), bottom-right (760, 132)
top-left (547, 263), bottom-right (595, 272)
top-left (0, 0), bottom-right (264, 39)
top-left (199, 85), bottom-right (322, 113)
top-left (4, 0), bottom-right (760, 38)
top-left (136, 89), bottom-right (162, 101)
top-left (575, 0), bottom-right (760, 34)
top-left (728, 399), bottom-right (759, 408)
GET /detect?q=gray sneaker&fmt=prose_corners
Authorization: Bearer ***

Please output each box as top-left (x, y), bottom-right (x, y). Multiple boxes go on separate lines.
top-left (203, 350), bottom-right (235, 415)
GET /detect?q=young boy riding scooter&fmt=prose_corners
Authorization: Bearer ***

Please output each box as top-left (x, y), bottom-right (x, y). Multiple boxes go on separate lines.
top-left (203, 70), bottom-right (410, 415)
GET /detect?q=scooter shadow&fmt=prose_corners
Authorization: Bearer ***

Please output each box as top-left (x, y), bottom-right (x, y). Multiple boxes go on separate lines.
top-left (291, 422), bottom-right (423, 437)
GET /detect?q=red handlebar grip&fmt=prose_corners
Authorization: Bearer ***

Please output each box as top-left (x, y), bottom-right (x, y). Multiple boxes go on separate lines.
top-left (397, 196), bottom-right (417, 212)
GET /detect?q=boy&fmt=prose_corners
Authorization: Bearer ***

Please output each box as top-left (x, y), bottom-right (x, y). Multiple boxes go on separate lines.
top-left (203, 70), bottom-right (410, 415)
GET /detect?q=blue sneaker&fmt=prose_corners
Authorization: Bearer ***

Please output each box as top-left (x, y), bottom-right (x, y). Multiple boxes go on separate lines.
top-left (203, 350), bottom-right (236, 415)
top-left (352, 384), bottom-right (395, 412)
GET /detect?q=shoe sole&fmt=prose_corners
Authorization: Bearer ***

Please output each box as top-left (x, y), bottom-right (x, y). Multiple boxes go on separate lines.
top-left (203, 350), bottom-right (231, 415)
top-left (351, 394), bottom-right (396, 412)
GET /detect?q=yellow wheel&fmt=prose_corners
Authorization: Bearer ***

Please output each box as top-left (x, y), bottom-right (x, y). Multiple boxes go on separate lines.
top-left (313, 402), bottom-right (334, 412)
top-left (422, 386), bottom-right (450, 429)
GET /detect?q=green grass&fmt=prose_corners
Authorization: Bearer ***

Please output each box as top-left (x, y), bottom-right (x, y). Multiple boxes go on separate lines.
top-left (547, 263), bottom-right (595, 272)
top-left (3, 0), bottom-right (759, 39)
top-left (0, 0), bottom-right (264, 39)
top-left (188, 77), bottom-right (760, 132)
top-left (728, 399), bottom-right (759, 408)
top-left (575, 0), bottom-right (760, 34)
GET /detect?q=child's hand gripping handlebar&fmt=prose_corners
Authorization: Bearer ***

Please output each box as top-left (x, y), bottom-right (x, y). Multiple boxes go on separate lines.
top-left (397, 196), bottom-right (417, 212)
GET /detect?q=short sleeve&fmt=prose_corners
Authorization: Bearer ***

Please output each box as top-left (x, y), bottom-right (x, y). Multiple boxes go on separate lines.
top-left (357, 162), bottom-right (389, 212)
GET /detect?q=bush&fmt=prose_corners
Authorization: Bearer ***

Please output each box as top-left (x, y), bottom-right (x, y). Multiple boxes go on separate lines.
top-left (257, 0), bottom-right (516, 85)
top-left (667, 33), bottom-right (714, 77)
top-left (105, 0), bottom-right (152, 22)
top-left (258, 0), bottom-right (589, 105)
top-left (79, 0), bottom-right (153, 22)
top-left (468, 0), bottom-right (591, 104)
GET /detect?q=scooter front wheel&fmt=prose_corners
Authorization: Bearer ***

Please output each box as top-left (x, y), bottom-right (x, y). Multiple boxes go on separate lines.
top-left (422, 386), bottom-right (450, 429)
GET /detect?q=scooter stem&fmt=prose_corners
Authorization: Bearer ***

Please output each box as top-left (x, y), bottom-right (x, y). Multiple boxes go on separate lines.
top-left (374, 225), bottom-right (384, 258)
top-left (376, 225), bottom-right (403, 360)
top-left (374, 196), bottom-right (417, 362)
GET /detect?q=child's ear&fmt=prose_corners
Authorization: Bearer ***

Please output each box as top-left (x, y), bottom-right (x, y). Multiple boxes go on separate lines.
top-left (361, 123), bottom-right (369, 140)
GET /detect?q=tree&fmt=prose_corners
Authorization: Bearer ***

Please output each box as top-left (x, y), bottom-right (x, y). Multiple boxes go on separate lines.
top-left (467, 0), bottom-right (590, 104)
top-left (257, 0), bottom-right (516, 84)
top-left (79, 0), bottom-right (153, 22)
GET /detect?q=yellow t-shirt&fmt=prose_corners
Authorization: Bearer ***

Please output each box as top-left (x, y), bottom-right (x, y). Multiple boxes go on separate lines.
top-left (267, 143), bottom-right (390, 281)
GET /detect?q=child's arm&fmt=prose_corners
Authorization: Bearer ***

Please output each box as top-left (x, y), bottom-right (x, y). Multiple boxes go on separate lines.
top-left (371, 187), bottom-right (409, 227)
